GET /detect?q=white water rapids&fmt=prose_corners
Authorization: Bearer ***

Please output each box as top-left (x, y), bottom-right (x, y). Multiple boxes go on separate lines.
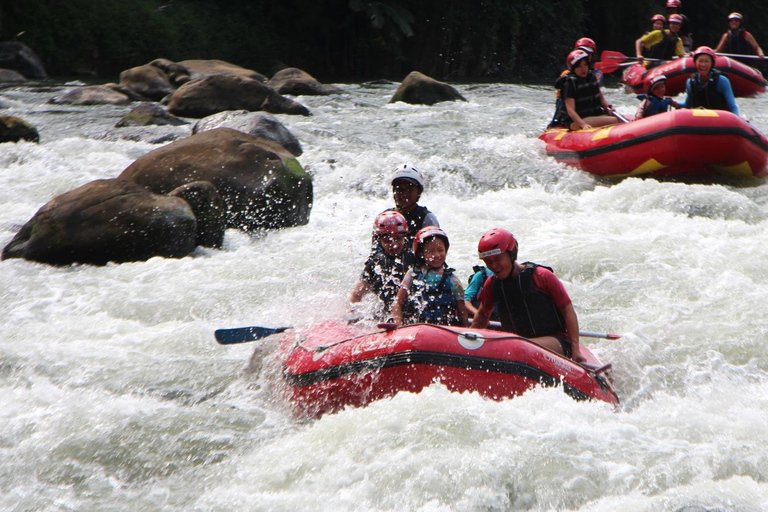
top-left (2, 79), bottom-right (768, 511)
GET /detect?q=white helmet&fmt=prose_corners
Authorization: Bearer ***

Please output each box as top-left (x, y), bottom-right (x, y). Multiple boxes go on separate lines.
top-left (391, 164), bottom-right (424, 188)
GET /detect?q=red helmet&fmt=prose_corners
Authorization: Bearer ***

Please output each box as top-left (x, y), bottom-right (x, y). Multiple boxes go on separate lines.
top-left (651, 14), bottom-right (666, 23)
top-left (693, 46), bottom-right (717, 63)
top-left (666, 0), bottom-right (681, 8)
top-left (373, 210), bottom-right (407, 236)
top-left (668, 14), bottom-right (683, 25)
top-left (413, 226), bottom-right (449, 257)
top-left (477, 228), bottom-right (518, 259)
top-left (728, 12), bottom-right (743, 22)
top-left (574, 37), bottom-right (596, 54)
top-left (645, 74), bottom-right (667, 94)
top-left (567, 49), bottom-right (590, 71)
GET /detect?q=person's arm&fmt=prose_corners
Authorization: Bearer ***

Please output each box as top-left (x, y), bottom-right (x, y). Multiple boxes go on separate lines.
top-left (745, 32), bottom-right (765, 58)
top-left (470, 303), bottom-right (492, 329)
top-left (348, 279), bottom-right (371, 303)
top-left (716, 76), bottom-right (739, 116)
top-left (674, 38), bottom-right (684, 57)
top-left (391, 287), bottom-right (408, 326)
top-left (713, 33), bottom-right (729, 53)
top-left (561, 302), bottom-right (584, 362)
top-left (682, 79), bottom-right (693, 108)
top-left (456, 300), bottom-right (469, 327)
top-left (635, 36), bottom-right (645, 62)
top-left (635, 98), bottom-right (648, 120)
top-left (564, 97), bottom-right (590, 130)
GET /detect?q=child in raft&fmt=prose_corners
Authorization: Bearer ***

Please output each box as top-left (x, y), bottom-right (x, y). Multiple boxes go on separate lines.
top-left (348, 210), bottom-right (416, 321)
top-left (391, 226), bottom-right (468, 327)
top-left (635, 75), bottom-right (680, 119)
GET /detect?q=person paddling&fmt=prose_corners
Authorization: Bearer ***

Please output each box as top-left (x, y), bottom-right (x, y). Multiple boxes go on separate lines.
top-left (392, 226), bottom-right (468, 327)
top-left (349, 210), bottom-right (416, 321)
top-left (683, 46), bottom-right (739, 115)
top-left (635, 75), bottom-right (680, 119)
top-left (470, 229), bottom-right (584, 362)
top-left (714, 12), bottom-right (764, 65)
top-left (389, 164), bottom-right (439, 242)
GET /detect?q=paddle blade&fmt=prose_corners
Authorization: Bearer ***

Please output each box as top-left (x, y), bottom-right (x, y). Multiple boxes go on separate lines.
top-left (214, 326), bottom-right (290, 344)
top-left (601, 50), bottom-right (630, 62)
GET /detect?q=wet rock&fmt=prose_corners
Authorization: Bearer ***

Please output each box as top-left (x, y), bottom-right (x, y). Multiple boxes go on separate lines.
top-left (192, 110), bottom-right (302, 156)
top-left (119, 128), bottom-right (312, 231)
top-left (168, 181), bottom-right (226, 248)
top-left (0, 69), bottom-right (26, 82)
top-left (49, 85), bottom-right (131, 106)
top-left (115, 102), bottom-right (188, 127)
top-left (0, 116), bottom-right (39, 143)
top-left (389, 71), bottom-right (467, 105)
top-left (268, 67), bottom-right (342, 96)
top-left (0, 42), bottom-right (47, 79)
top-left (166, 74), bottom-right (310, 118)
top-left (178, 59), bottom-right (267, 82)
top-left (1, 179), bottom-right (197, 265)
top-left (119, 63), bottom-right (177, 101)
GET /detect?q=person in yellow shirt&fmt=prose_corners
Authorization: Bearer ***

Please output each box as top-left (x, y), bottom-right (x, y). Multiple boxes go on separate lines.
top-left (635, 14), bottom-right (685, 68)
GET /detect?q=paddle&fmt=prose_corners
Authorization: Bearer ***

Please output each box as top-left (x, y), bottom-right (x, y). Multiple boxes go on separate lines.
top-left (598, 50), bottom-right (662, 74)
top-left (214, 325), bottom-right (290, 344)
top-left (611, 111), bottom-right (630, 124)
top-left (716, 52), bottom-right (765, 61)
top-left (216, 323), bottom-right (622, 345)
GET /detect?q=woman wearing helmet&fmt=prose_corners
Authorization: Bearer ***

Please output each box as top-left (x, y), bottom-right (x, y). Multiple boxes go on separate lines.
top-left (649, 14), bottom-right (666, 33)
top-left (391, 226), bottom-right (468, 327)
top-left (714, 12), bottom-right (764, 64)
top-left (551, 49), bottom-right (618, 131)
top-left (349, 210), bottom-right (416, 320)
top-left (471, 228), bottom-right (584, 362)
top-left (683, 46), bottom-right (739, 115)
top-left (665, 0), bottom-right (693, 51)
top-left (635, 74), bottom-right (680, 119)
top-left (635, 14), bottom-right (685, 67)
top-left (389, 164), bottom-right (439, 241)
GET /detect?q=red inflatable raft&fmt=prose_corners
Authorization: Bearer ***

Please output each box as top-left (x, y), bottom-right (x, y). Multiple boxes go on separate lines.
top-left (539, 109), bottom-right (768, 179)
top-left (278, 322), bottom-right (618, 418)
top-left (622, 56), bottom-right (766, 97)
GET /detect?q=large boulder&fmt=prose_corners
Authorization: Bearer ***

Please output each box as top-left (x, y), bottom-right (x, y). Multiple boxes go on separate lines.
top-left (119, 63), bottom-right (177, 101)
top-left (1, 179), bottom-right (198, 265)
top-left (389, 71), bottom-right (467, 105)
top-left (0, 116), bottom-right (39, 143)
top-left (168, 181), bottom-right (226, 248)
top-left (268, 67), bottom-right (342, 96)
top-left (115, 102), bottom-right (188, 127)
top-left (49, 85), bottom-right (131, 106)
top-left (192, 110), bottom-right (302, 156)
top-left (0, 69), bottom-right (26, 82)
top-left (166, 74), bottom-right (310, 118)
top-left (178, 59), bottom-right (267, 82)
top-left (0, 42), bottom-right (47, 79)
top-left (118, 128), bottom-right (312, 231)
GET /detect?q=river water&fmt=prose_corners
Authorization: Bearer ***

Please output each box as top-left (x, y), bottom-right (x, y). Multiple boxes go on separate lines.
top-left (2, 78), bottom-right (767, 511)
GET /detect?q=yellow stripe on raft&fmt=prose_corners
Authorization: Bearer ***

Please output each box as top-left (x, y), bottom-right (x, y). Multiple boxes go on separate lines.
top-left (712, 161), bottom-right (754, 178)
top-left (693, 109), bottom-right (720, 117)
top-left (591, 126), bottom-right (614, 141)
top-left (606, 158), bottom-right (668, 179)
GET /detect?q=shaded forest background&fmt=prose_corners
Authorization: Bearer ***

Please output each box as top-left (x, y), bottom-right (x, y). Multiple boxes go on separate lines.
top-left (1, 0), bottom-right (766, 81)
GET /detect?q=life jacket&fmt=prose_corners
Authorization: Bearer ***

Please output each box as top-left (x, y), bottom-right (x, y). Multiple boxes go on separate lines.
top-left (553, 71), bottom-right (603, 128)
top-left (467, 265), bottom-right (490, 303)
top-left (491, 262), bottom-right (565, 338)
top-left (390, 205), bottom-right (429, 240)
top-left (646, 30), bottom-right (680, 62)
top-left (725, 29), bottom-right (755, 62)
top-left (688, 69), bottom-right (728, 111)
top-left (404, 265), bottom-right (460, 325)
top-left (363, 245), bottom-right (416, 312)
top-left (635, 93), bottom-right (672, 118)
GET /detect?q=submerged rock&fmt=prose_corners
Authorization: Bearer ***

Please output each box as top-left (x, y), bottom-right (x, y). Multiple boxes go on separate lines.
top-left (389, 71), bottom-right (467, 105)
top-left (0, 116), bottom-right (39, 143)
top-left (192, 110), bottom-right (302, 156)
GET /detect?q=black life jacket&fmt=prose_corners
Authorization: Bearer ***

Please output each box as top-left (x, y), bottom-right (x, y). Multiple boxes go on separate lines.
top-left (404, 266), bottom-right (461, 326)
top-left (390, 205), bottom-right (430, 240)
top-left (688, 69), bottom-right (728, 111)
top-left (647, 30), bottom-right (680, 61)
top-left (725, 29), bottom-right (755, 58)
top-left (363, 246), bottom-right (416, 312)
top-left (553, 71), bottom-right (603, 128)
top-left (491, 262), bottom-right (565, 338)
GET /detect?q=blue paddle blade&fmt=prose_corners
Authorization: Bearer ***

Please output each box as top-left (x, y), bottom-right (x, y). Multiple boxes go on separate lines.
top-left (214, 326), bottom-right (290, 344)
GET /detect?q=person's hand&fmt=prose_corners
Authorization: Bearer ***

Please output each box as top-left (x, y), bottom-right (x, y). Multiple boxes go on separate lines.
top-left (579, 122), bottom-right (592, 130)
top-left (637, 56), bottom-right (644, 65)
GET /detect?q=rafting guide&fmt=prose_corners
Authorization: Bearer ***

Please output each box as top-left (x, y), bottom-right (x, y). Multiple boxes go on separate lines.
top-left (389, 164), bottom-right (439, 241)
